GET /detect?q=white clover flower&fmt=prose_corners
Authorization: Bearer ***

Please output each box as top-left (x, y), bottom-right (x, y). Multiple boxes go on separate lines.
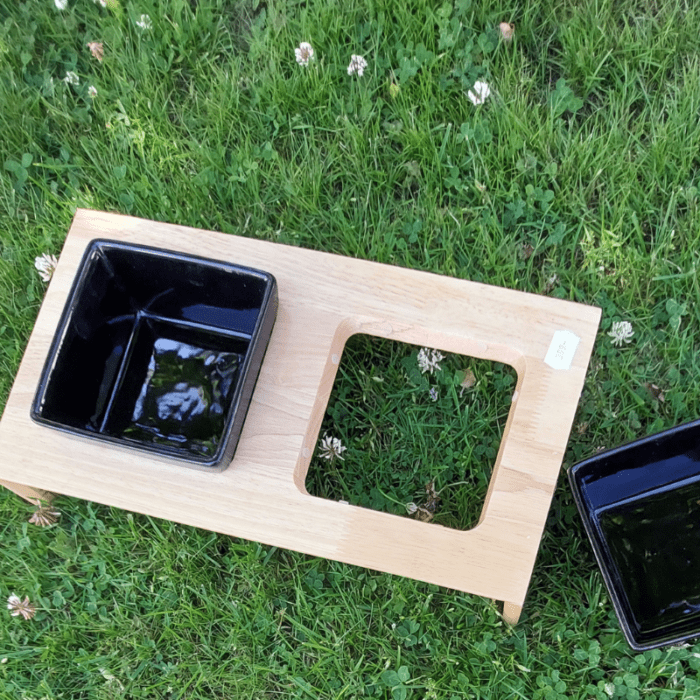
top-left (319, 435), bottom-right (347, 461)
top-left (7, 594), bottom-right (36, 621)
top-left (88, 85), bottom-right (98, 98)
top-left (544, 273), bottom-right (559, 294)
top-left (136, 14), bottom-right (152, 30)
top-left (29, 504), bottom-right (61, 527)
top-left (499, 22), bottom-right (514, 42)
top-left (93, 0), bottom-right (107, 6)
top-left (63, 71), bottom-right (79, 86)
top-left (294, 42), bottom-right (314, 67)
top-left (608, 321), bottom-right (634, 347)
top-left (347, 54), bottom-right (368, 77)
top-left (406, 502), bottom-right (418, 514)
top-left (99, 668), bottom-right (124, 691)
top-left (55, 0), bottom-right (68, 9)
top-left (87, 41), bottom-right (104, 62)
top-left (467, 80), bottom-right (491, 105)
top-left (417, 347), bottom-right (445, 375)
top-left (35, 253), bottom-right (58, 282)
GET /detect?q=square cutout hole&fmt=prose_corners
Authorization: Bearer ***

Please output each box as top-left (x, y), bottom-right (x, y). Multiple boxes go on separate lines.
top-left (305, 335), bottom-right (517, 530)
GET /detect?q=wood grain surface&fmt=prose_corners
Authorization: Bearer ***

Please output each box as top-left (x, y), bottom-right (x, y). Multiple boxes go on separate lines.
top-left (0, 209), bottom-right (601, 621)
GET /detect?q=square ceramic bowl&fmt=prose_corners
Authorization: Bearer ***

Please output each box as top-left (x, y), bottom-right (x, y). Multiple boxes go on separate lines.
top-left (569, 419), bottom-right (700, 650)
top-left (31, 239), bottom-right (278, 471)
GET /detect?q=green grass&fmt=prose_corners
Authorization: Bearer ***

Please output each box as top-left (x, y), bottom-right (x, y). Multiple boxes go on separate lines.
top-left (2, 0), bottom-right (700, 697)
top-left (306, 335), bottom-right (516, 530)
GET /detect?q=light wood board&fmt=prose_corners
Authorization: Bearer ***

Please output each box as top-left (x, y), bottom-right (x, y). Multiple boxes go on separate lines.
top-left (0, 209), bottom-right (601, 622)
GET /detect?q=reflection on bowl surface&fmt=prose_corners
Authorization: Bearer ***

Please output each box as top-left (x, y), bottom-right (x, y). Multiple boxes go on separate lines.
top-left (119, 326), bottom-right (245, 457)
top-left (32, 239), bottom-right (277, 469)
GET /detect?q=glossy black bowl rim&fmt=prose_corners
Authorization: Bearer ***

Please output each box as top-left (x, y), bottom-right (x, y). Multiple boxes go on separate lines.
top-left (30, 238), bottom-right (278, 469)
top-left (568, 417), bottom-right (700, 651)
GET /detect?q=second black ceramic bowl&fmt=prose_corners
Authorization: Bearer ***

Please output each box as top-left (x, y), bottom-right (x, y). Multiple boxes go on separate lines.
top-left (31, 239), bottom-right (278, 471)
top-left (569, 419), bottom-right (700, 650)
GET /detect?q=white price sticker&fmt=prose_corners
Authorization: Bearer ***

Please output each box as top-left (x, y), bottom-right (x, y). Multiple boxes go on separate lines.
top-left (545, 330), bottom-right (580, 370)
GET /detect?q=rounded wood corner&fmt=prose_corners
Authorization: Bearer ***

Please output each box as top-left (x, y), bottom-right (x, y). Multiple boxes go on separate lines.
top-left (292, 317), bottom-right (360, 492)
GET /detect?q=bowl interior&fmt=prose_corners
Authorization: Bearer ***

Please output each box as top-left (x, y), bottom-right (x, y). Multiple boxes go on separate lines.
top-left (570, 420), bottom-right (700, 649)
top-left (34, 241), bottom-right (273, 463)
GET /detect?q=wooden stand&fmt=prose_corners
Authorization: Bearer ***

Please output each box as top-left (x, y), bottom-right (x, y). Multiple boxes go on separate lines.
top-left (0, 210), bottom-right (601, 622)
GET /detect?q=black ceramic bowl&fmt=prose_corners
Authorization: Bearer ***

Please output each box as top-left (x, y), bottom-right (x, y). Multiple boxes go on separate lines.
top-left (569, 419), bottom-right (700, 650)
top-left (31, 239), bottom-right (277, 471)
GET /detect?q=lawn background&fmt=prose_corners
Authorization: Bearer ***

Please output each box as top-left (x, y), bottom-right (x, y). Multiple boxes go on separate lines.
top-left (1, 0), bottom-right (700, 697)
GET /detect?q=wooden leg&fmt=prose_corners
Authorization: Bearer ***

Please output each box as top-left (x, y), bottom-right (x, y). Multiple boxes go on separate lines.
top-left (502, 601), bottom-right (523, 625)
top-left (0, 478), bottom-right (56, 505)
